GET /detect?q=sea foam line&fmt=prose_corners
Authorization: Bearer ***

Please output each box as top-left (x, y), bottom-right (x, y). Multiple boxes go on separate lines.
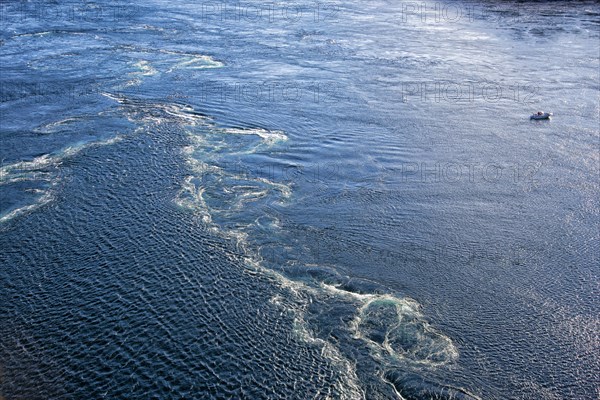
top-left (174, 123), bottom-right (458, 397)
top-left (0, 135), bottom-right (124, 224)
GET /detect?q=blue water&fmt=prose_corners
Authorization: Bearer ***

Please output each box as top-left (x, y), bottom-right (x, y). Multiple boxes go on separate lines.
top-left (1, 1), bottom-right (599, 398)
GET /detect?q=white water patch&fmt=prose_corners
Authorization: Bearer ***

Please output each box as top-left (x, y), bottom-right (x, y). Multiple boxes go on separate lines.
top-left (175, 152), bottom-right (292, 218)
top-left (15, 31), bottom-right (55, 38)
top-left (175, 125), bottom-right (291, 241)
top-left (111, 46), bottom-right (225, 75)
top-left (132, 60), bottom-right (158, 76)
top-left (166, 55), bottom-right (224, 73)
top-left (100, 97), bottom-right (288, 227)
top-left (174, 124), bottom-right (291, 218)
top-left (167, 99), bottom-right (461, 392)
top-left (160, 104), bottom-right (204, 124)
top-left (221, 127), bottom-right (288, 145)
top-left (0, 136), bottom-right (122, 184)
top-left (0, 135), bottom-right (124, 224)
top-left (118, 60), bottom-right (159, 88)
top-left (101, 49), bottom-right (223, 93)
top-left (0, 189), bottom-right (55, 224)
top-left (173, 119), bottom-right (459, 396)
top-left (205, 127), bottom-right (289, 158)
top-left (320, 282), bottom-right (379, 302)
top-left (113, 88), bottom-right (461, 394)
top-left (34, 116), bottom-right (89, 134)
top-left (1, 154), bottom-right (55, 185)
top-left (291, 307), bottom-right (366, 399)
top-left (321, 282), bottom-right (459, 368)
top-left (351, 295), bottom-right (459, 368)
top-left (172, 127), bottom-right (372, 396)
top-left (102, 93), bottom-right (207, 125)
top-left (174, 176), bottom-right (213, 224)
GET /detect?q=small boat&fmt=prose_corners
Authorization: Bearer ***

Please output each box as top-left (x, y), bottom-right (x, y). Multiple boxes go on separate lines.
top-left (530, 111), bottom-right (553, 120)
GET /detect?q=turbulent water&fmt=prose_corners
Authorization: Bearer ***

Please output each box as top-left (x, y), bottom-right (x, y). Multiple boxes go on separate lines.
top-left (1, 0), bottom-right (599, 399)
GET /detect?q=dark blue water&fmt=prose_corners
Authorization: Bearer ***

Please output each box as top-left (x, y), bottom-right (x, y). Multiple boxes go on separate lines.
top-left (1, 1), bottom-right (599, 398)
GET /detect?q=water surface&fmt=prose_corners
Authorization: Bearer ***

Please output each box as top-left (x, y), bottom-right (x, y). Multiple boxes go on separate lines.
top-left (1, 1), bottom-right (599, 398)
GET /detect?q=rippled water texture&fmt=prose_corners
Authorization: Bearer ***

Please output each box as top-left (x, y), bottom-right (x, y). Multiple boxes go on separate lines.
top-left (1, 0), bottom-right (599, 399)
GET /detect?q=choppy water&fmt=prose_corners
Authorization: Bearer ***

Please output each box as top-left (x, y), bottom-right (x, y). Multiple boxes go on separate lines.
top-left (1, 1), bottom-right (599, 399)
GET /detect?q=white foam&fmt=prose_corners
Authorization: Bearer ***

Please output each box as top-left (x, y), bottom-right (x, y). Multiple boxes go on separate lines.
top-left (174, 176), bottom-right (213, 224)
top-left (174, 111), bottom-right (457, 392)
top-left (291, 311), bottom-right (366, 399)
top-left (0, 189), bottom-right (54, 224)
top-left (35, 117), bottom-right (86, 134)
top-left (0, 135), bottom-right (124, 224)
top-left (320, 282), bottom-right (377, 301)
top-left (223, 127), bottom-right (288, 144)
top-left (350, 295), bottom-right (459, 368)
top-left (166, 55), bottom-right (224, 73)
top-left (132, 60), bottom-right (158, 76)
top-left (102, 94), bottom-right (208, 126)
